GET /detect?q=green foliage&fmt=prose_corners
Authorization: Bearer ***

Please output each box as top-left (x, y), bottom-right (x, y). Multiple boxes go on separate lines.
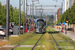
top-left (57, 3), bottom-right (75, 24)
top-left (47, 21), bottom-right (49, 26)
top-left (57, 14), bottom-right (63, 24)
top-left (0, 2), bottom-right (26, 26)
top-left (53, 21), bottom-right (57, 25)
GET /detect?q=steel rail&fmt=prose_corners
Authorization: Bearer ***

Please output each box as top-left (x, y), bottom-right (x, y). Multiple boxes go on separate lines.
top-left (57, 33), bottom-right (75, 46)
top-left (32, 34), bottom-right (44, 50)
top-left (51, 34), bottom-right (61, 50)
top-left (10, 34), bottom-right (36, 50)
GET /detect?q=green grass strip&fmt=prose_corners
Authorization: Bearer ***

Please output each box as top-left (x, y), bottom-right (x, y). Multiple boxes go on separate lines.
top-left (21, 34), bottom-right (42, 45)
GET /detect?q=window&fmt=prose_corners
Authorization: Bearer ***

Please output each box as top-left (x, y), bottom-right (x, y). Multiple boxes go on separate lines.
top-left (59, 9), bottom-right (62, 12)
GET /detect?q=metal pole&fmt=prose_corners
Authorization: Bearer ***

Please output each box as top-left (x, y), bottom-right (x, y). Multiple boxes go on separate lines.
top-left (30, 4), bottom-right (31, 33)
top-left (26, 0), bottom-right (27, 19)
top-left (19, 0), bottom-right (21, 34)
top-left (23, 0), bottom-right (25, 34)
top-left (35, 6), bottom-right (37, 17)
top-left (33, 3), bottom-right (34, 19)
top-left (26, 0), bottom-right (27, 32)
top-left (41, 5), bottom-right (42, 18)
top-left (32, 1), bottom-right (34, 20)
top-left (30, 4), bottom-right (31, 19)
top-left (6, 0), bottom-right (9, 40)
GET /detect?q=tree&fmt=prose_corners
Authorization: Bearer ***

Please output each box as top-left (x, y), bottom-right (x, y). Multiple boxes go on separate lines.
top-left (57, 14), bottom-right (63, 24)
top-left (0, 2), bottom-right (26, 26)
top-left (57, 3), bottom-right (75, 24)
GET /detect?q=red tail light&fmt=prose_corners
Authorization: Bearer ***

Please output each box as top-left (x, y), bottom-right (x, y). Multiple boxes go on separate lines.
top-left (2, 31), bottom-right (5, 32)
top-left (11, 29), bottom-right (13, 30)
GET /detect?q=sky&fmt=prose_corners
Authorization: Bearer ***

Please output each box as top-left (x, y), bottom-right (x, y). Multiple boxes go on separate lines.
top-left (0, 0), bottom-right (63, 15)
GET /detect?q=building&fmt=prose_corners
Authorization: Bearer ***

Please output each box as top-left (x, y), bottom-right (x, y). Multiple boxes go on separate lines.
top-left (64, 0), bottom-right (72, 11)
top-left (53, 14), bottom-right (57, 23)
top-left (71, 0), bottom-right (75, 6)
top-left (62, 0), bottom-right (75, 14)
top-left (62, 0), bottom-right (65, 14)
top-left (57, 8), bottom-right (62, 20)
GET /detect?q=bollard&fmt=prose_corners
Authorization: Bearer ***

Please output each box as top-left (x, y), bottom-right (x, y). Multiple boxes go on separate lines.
top-left (65, 25), bottom-right (67, 34)
top-left (57, 26), bottom-right (58, 29)
top-left (33, 28), bottom-right (34, 31)
top-left (29, 29), bottom-right (31, 34)
top-left (65, 29), bottom-right (67, 34)
top-left (26, 28), bottom-right (27, 32)
top-left (61, 28), bottom-right (63, 32)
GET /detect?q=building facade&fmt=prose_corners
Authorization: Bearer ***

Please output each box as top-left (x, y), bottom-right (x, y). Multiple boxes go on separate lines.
top-left (62, 0), bottom-right (75, 14)
top-left (57, 8), bottom-right (62, 20)
top-left (62, 0), bottom-right (65, 14)
top-left (71, 0), bottom-right (75, 6)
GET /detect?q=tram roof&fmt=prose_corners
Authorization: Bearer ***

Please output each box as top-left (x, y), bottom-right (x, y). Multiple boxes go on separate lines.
top-left (35, 18), bottom-right (46, 22)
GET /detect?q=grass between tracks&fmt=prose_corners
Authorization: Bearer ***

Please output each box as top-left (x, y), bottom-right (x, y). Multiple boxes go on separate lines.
top-left (14, 47), bottom-right (45, 50)
top-left (8, 33), bottom-right (35, 45)
top-left (49, 27), bottom-right (75, 50)
top-left (52, 34), bottom-right (64, 40)
top-left (21, 34), bottom-right (42, 45)
top-left (48, 26), bottom-right (73, 41)
top-left (57, 41), bottom-right (75, 50)
top-left (12, 26), bottom-right (75, 50)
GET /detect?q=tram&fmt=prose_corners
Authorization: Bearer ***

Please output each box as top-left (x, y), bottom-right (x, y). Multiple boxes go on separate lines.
top-left (35, 18), bottom-right (46, 33)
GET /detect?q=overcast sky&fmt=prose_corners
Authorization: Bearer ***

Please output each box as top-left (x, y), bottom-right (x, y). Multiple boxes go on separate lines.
top-left (0, 0), bottom-right (63, 15)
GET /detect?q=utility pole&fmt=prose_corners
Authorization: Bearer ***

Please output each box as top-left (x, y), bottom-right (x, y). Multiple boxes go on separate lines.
top-left (26, 0), bottom-right (27, 32)
top-left (6, 0), bottom-right (10, 40)
top-left (19, 0), bottom-right (21, 34)
top-left (30, 4), bottom-right (31, 33)
top-left (30, 4), bottom-right (31, 19)
top-left (41, 5), bottom-right (43, 18)
top-left (26, 0), bottom-right (27, 20)
top-left (35, 6), bottom-right (37, 17)
top-left (23, 0), bottom-right (25, 34)
top-left (32, 1), bottom-right (34, 20)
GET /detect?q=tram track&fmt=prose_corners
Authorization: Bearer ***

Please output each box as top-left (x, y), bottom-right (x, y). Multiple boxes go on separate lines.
top-left (32, 34), bottom-right (44, 50)
top-left (57, 33), bottom-right (75, 46)
top-left (48, 28), bottom-right (61, 50)
top-left (10, 34), bottom-right (44, 50)
top-left (10, 34), bottom-right (37, 50)
top-left (48, 27), bottom-right (75, 50)
top-left (51, 34), bottom-right (61, 50)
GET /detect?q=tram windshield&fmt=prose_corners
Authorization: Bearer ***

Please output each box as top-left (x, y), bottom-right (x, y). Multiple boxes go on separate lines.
top-left (37, 21), bottom-right (45, 28)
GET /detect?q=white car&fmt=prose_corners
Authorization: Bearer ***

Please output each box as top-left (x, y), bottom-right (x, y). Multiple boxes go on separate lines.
top-left (9, 27), bottom-right (13, 33)
top-left (0, 28), bottom-right (6, 35)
